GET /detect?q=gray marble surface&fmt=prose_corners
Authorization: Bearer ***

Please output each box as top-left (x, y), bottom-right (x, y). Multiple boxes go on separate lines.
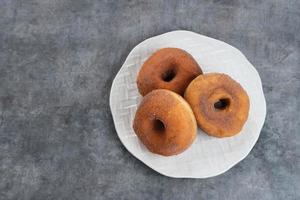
top-left (0, 0), bottom-right (299, 200)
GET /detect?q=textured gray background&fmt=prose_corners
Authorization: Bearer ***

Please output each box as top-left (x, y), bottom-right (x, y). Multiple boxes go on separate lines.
top-left (0, 0), bottom-right (299, 200)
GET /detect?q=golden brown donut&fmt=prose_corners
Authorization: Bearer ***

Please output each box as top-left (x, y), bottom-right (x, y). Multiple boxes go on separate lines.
top-left (137, 48), bottom-right (202, 96)
top-left (133, 89), bottom-right (197, 156)
top-left (184, 73), bottom-right (250, 137)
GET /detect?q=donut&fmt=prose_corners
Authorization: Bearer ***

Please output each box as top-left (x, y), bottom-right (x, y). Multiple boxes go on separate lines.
top-left (137, 48), bottom-right (202, 96)
top-left (133, 89), bottom-right (197, 156)
top-left (184, 73), bottom-right (250, 137)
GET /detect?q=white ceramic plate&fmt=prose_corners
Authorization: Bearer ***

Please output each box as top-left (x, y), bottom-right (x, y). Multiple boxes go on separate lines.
top-left (110, 30), bottom-right (266, 178)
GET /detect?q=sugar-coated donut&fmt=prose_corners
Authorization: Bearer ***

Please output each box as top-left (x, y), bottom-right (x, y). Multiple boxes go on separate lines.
top-left (137, 48), bottom-right (202, 96)
top-left (133, 89), bottom-right (197, 156)
top-left (184, 73), bottom-right (250, 137)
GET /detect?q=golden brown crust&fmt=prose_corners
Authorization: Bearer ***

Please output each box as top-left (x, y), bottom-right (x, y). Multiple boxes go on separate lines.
top-left (137, 48), bottom-right (202, 96)
top-left (133, 89), bottom-right (197, 156)
top-left (184, 73), bottom-right (250, 137)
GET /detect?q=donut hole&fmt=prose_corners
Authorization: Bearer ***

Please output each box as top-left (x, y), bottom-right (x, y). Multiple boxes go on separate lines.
top-left (214, 98), bottom-right (230, 110)
top-left (161, 69), bottom-right (176, 82)
top-left (153, 119), bottom-right (165, 133)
